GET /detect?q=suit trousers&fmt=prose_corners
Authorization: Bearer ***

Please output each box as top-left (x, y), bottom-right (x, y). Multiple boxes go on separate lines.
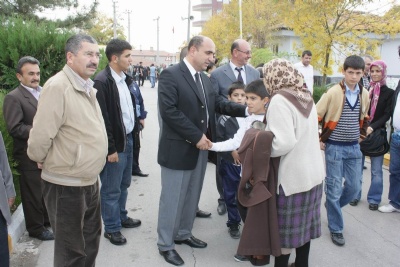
top-left (19, 169), bottom-right (49, 235)
top-left (42, 180), bottom-right (101, 267)
top-left (0, 211), bottom-right (9, 267)
top-left (157, 150), bottom-right (208, 251)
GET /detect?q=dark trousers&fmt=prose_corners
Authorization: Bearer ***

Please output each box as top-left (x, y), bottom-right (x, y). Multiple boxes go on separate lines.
top-left (139, 75), bottom-right (145, 86)
top-left (0, 211), bottom-right (9, 267)
top-left (19, 169), bottom-right (49, 235)
top-left (42, 180), bottom-right (101, 267)
top-left (215, 154), bottom-right (225, 205)
top-left (274, 241), bottom-right (311, 267)
top-left (219, 158), bottom-right (241, 225)
top-left (132, 134), bottom-right (141, 173)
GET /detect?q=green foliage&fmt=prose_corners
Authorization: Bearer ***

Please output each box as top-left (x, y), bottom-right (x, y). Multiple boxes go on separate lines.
top-left (0, 90), bottom-right (21, 210)
top-left (0, 16), bottom-right (73, 89)
top-left (251, 48), bottom-right (298, 67)
top-left (313, 86), bottom-right (326, 104)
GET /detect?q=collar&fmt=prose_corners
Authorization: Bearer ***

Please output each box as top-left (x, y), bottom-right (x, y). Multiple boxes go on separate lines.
top-left (65, 65), bottom-right (94, 91)
top-left (184, 58), bottom-right (197, 78)
top-left (344, 82), bottom-right (360, 94)
top-left (21, 83), bottom-right (42, 93)
top-left (229, 61), bottom-right (245, 72)
top-left (110, 67), bottom-right (126, 84)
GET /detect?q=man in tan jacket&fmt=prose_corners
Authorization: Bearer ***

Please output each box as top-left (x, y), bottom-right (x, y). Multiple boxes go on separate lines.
top-left (27, 34), bottom-right (108, 267)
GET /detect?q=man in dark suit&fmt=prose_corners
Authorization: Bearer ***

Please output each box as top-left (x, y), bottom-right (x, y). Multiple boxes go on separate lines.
top-left (3, 56), bottom-right (54, 241)
top-left (209, 39), bottom-right (260, 219)
top-left (157, 35), bottom-right (247, 266)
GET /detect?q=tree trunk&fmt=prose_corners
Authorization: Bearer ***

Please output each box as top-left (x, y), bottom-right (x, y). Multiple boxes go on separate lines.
top-left (322, 45), bottom-right (331, 86)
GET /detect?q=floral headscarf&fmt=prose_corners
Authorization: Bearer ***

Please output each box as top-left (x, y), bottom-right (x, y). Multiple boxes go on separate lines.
top-left (263, 58), bottom-right (313, 114)
top-left (369, 60), bottom-right (387, 121)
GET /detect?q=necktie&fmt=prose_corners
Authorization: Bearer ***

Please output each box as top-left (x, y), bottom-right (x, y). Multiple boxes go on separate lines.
top-left (236, 67), bottom-right (243, 83)
top-left (195, 72), bottom-right (206, 104)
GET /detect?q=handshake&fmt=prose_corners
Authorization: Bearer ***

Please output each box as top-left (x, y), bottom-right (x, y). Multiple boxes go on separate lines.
top-left (196, 134), bottom-right (213, 150)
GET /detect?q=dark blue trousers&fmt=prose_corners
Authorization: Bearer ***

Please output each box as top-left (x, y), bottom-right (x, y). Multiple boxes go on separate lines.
top-left (218, 158), bottom-right (242, 226)
top-left (0, 211), bottom-right (9, 267)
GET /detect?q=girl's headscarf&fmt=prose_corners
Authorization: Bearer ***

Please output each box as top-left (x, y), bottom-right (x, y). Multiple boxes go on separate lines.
top-left (369, 60), bottom-right (387, 121)
top-left (263, 58), bottom-right (313, 117)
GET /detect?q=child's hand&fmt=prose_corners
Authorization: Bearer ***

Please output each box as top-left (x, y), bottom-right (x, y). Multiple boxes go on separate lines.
top-left (232, 150), bottom-right (241, 165)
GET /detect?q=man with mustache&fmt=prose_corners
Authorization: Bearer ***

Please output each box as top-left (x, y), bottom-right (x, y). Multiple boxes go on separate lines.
top-left (27, 34), bottom-right (108, 266)
top-left (3, 56), bottom-right (54, 241)
top-left (94, 39), bottom-right (142, 246)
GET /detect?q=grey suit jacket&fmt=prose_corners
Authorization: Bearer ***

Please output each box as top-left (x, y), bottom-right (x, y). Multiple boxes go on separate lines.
top-left (0, 131), bottom-right (16, 224)
top-left (3, 85), bottom-right (39, 170)
top-left (210, 63), bottom-right (260, 98)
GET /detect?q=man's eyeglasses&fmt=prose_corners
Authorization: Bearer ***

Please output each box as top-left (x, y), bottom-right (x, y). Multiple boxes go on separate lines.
top-left (83, 51), bottom-right (102, 59)
top-left (236, 48), bottom-right (252, 55)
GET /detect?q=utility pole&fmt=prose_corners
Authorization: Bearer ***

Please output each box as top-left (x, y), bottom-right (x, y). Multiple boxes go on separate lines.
top-left (113, 0), bottom-right (117, 39)
top-left (239, 0), bottom-right (242, 39)
top-left (154, 16), bottom-right (160, 64)
top-left (125, 10), bottom-right (132, 43)
top-left (187, 0), bottom-right (191, 43)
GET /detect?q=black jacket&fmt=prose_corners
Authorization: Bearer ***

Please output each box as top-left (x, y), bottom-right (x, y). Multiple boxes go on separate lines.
top-left (94, 65), bottom-right (137, 155)
top-left (369, 84), bottom-right (394, 130)
top-left (392, 81), bottom-right (400, 127)
top-left (216, 115), bottom-right (239, 163)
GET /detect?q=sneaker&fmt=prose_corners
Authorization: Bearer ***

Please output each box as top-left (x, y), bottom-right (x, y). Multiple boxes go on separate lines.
top-left (369, 203), bottom-right (378, 211)
top-left (330, 232), bottom-right (345, 246)
top-left (234, 254), bottom-right (249, 262)
top-left (378, 203), bottom-right (400, 213)
top-left (228, 224), bottom-right (241, 239)
top-left (349, 199), bottom-right (359, 206)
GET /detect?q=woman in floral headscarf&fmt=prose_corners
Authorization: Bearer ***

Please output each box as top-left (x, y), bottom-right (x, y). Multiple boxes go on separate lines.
top-left (355, 60), bottom-right (394, 211)
top-left (263, 59), bottom-right (325, 267)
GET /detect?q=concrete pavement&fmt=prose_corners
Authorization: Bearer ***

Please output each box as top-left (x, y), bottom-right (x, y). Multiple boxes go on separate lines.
top-left (10, 80), bottom-right (400, 267)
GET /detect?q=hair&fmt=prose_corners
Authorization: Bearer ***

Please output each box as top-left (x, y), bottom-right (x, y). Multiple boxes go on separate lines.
top-left (343, 55), bottom-right (365, 71)
top-left (105, 39), bottom-right (132, 62)
top-left (230, 40), bottom-right (240, 54)
top-left (363, 55), bottom-right (374, 62)
top-left (302, 50), bottom-right (312, 57)
top-left (227, 81), bottom-right (245, 96)
top-left (188, 36), bottom-right (204, 51)
top-left (16, 56), bottom-right (40, 74)
top-left (256, 67), bottom-right (264, 78)
top-left (244, 79), bottom-right (270, 98)
top-left (180, 46), bottom-right (188, 62)
top-left (206, 58), bottom-right (219, 73)
top-left (65, 34), bottom-right (97, 57)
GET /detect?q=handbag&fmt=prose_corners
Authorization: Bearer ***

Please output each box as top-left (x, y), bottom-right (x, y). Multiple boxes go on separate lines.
top-left (360, 128), bottom-right (390, 157)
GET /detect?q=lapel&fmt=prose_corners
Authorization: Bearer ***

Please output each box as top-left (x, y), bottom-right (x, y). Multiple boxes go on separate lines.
top-left (222, 64), bottom-right (236, 83)
top-left (18, 85), bottom-right (38, 110)
top-left (180, 61), bottom-right (206, 105)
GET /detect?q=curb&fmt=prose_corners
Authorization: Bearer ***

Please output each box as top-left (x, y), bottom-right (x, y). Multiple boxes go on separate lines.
top-left (7, 205), bottom-right (26, 252)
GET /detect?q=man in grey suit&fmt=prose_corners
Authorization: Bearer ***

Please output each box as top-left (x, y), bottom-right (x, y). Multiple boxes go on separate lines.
top-left (209, 39), bottom-right (260, 233)
top-left (0, 131), bottom-right (16, 267)
top-left (3, 56), bottom-right (54, 241)
top-left (157, 36), bottom-right (246, 266)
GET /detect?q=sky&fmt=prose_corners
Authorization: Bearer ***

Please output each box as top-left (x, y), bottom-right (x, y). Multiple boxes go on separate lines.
top-left (97, 0), bottom-right (203, 53)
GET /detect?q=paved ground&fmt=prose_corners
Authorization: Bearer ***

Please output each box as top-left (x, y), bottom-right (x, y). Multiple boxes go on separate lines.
top-left (10, 80), bottom-right (400, 267)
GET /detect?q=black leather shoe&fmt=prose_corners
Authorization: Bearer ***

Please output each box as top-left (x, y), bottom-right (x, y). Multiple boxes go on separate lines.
top-left (104, 231), bottom-right (127, 245)
top-left (369, 203), bottom-right (379, 211)
top-left (217, 203), bottom-right (227, 215)
top-left (132, 170), bottom-right (149, 177)
top-left (175, 236), bottom-right (207, 248)
top-left (121, 217), bottom-right (141, 228)
top-left (159, 249), bottom-right (184, 266)
top-left (228, 224), bottom-right (241, 239)
top-left (196, 210), bottom-right (211, 218)
top-left (29, 229), bottom-right (54, 241)
top-left (349, 199), bottom-right (359, 206)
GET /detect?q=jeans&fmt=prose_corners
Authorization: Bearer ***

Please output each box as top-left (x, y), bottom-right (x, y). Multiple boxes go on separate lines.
top-left (100, 133), bottom-right (133, 233)
top-left (325, 143), bottom-right (362, 233)
top-left (150, 76), bottom-right (156, 88)
top-left (356, 155), bottom-right (384, 203)
top-left (219, 159), bottom-right (241, 226)
top-left (0, 211), bottom-right (9, 267)
top-left (389, 132), bottom-right (400, 209)
top-left (42, 180), bottom-right (101, 267)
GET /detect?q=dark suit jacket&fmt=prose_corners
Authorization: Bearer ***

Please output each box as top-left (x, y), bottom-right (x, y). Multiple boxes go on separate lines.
top-left (369, 84), bottom-right (394, 130)
top-left (3, 85), bottom-right (39, 170)
top-left (158, 61), bottom-right (246, 170)
top-left (210, 63), bottom-right (260, 98)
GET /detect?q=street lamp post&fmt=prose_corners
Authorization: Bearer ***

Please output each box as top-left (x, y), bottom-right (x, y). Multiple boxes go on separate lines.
top-left (239, 0), bottom-right (242, 39)
top-left (153, 16), bottom-right (160, 64)
top-left (113, 0), bottom-right (118, 39)
top-left (181, 0), bottom-right (194, 44)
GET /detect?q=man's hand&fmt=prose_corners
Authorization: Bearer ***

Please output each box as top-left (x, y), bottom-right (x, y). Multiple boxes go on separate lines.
top-left (320, 141), bottom-right (325, 151)
top-left (366, 126), bottom-right (373, 136)
top-left (139, 119), bottom-right (145, 129)
top-left (8, 197), bottom-right (15, 208)
top-left (37, 162), bottom-right (43, 169)
top-left (196, 134), bottom-right (212, 150)
top-left (231, 150), bottom-right (241, 165)
top-left (108, 152), bottom-right (119, 163)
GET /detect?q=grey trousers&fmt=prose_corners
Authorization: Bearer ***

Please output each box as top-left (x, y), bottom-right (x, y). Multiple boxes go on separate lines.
top-left (157, 150), bottom-right (208, 251)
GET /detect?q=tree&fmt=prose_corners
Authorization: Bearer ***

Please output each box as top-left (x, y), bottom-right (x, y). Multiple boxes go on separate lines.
top-left (86, 13), bottom-right (126, 45)
top-left (285, 0), bottom-right (400, 85)
top-left (0, 0), bottom-right (98, 29)
top-left (201, 0), bottom-right (285, 61)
